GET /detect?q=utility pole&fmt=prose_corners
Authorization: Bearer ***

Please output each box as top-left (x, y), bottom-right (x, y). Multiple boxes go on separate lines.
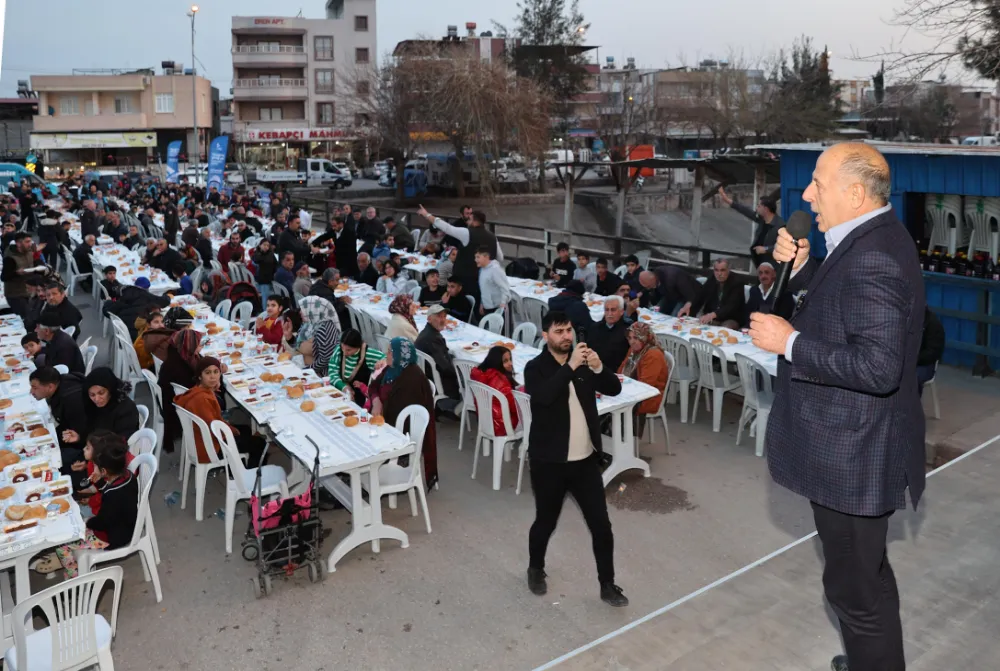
top-left (188, 5), bottom-right (200, 186)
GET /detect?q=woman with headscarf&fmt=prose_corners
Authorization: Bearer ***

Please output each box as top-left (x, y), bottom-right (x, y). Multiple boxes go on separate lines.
top-left (174, 357), bottom-right (267, 466)
top-left (384, 294), bottom-right (419, 341)
top-left (617, 322), bottom-right (669, 437)
top-left (158, 329), bottom-right (211, 451)
top-left (470, 345), bottom-right (520, 437)
top-left (286, 296), bottom-right (342, 376)
top-left (58, 368), bottom-right (141, 449)
top-left (367, 337), bottom-right (438, 488)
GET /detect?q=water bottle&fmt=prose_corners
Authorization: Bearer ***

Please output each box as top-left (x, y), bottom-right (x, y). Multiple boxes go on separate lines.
top-left (164, 491), bottom-right (181, 507)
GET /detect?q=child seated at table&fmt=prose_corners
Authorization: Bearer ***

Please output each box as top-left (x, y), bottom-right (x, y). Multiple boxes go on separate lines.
top-left (255, 295), bottom-right (287, 346)
top-left (419, 269), bottom-right (445, 306)
top-left (33, 432), bottom-right (139, 579)
top-left (101, 265), bottom-right (124, 300)
top-left (134, 307), bottom-right (164, 370)
top-left (70, 430), bottom-right (135, 518)
top-left (20, 332), bottom-right (43, 367)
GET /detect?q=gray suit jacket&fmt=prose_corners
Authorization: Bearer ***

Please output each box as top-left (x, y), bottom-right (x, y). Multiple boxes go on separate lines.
top-left (766, 210), bottom-right (926, 516)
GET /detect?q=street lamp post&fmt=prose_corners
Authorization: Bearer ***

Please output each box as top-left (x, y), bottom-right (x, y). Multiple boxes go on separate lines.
top-left (188, 5), bottom-right (200, 185)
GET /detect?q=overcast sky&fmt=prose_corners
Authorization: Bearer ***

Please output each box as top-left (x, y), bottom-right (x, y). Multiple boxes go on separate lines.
top-left (0, 0), bottom-right (964, 97)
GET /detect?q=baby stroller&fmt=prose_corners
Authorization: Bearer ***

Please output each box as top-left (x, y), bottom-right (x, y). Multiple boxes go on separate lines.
top-left (243, 443), bottom-right (326, 597)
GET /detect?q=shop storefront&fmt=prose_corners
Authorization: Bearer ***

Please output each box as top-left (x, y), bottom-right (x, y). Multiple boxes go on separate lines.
top-left (235, 127), bottom-right (361, 168)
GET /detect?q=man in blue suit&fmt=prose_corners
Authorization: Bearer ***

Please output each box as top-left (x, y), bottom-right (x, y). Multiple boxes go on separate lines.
top-left (749, 143), bottom-right (925, 671)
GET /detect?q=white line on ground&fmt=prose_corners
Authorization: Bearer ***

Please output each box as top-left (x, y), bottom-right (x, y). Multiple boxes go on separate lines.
top-left (533, 431), bottom-right (1000, 670)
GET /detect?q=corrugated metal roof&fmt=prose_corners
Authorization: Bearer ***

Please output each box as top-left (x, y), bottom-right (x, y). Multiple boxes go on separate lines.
top-left (748, 140), bottom-right (1000, 159)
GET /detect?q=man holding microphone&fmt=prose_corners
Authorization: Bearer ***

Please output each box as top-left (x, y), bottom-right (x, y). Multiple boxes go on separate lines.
top-left (523, 310), bottom-right (628, 607)
top-left (749, 143), bottom-right (925, 671)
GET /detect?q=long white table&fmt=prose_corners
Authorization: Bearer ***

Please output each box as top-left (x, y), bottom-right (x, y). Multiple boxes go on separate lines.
top-left (176, 301), bottom-right (416, 571)
top-left (337, 281), bottom-right (661, 485)
top-left (508, 277), bottom-right (779, 376)
top-left (0, 314), bottom-right (85, 648)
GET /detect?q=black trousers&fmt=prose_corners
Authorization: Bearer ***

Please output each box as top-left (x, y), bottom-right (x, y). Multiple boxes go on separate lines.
top-left (528, 453), bottom-right (615, 584)
top-left (812, 502), bottom-right (904, 671)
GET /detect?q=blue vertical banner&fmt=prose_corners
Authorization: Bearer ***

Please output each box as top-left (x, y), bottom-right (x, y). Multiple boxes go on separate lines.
top-left (207, 136), bottom-right (229, 191)
top-left (165, 141), bottom-right (182, 183)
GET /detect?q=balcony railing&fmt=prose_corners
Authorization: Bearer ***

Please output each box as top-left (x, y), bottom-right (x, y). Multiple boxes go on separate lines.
top-left (232, 45), bottom-right (305, 54)
top-left (234, 78), bottom-right (307, 89)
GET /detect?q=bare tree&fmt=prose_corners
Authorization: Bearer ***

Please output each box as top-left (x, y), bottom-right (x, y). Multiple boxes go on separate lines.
top-left (864, 0), bottom-right (1000, 82)
top-left (351, 44), bottom-right (551, 199)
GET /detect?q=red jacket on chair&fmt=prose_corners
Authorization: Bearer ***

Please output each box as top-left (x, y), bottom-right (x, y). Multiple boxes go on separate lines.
top-left (470, 367), bottom-right (520, 436)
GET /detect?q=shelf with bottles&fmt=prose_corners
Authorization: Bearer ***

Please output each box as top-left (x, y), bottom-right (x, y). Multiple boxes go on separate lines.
top-left (920, 247), bottom-right (1000, 281)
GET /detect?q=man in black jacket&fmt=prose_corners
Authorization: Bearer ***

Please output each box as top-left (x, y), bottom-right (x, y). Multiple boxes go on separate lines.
top-left (415, 305), bottom-right (461, 410)
top-left (637, 265), bottom-right (702, 315)
top-left (594, 258), bottom-right (621, 296)
top-left (196, 227), bottom-right (214, 269)
top-left (29, 366), bottom-right (88, 474)
top-left (104, 279), bottom-right (171, 339)
top-left (718, 188), bottom-right (785, 267)
top-left (584, 295), bottom-right (632, 373)
top-left (80, 200), bottom-right (100, 239)
top-left (353, 252), bottom-right (378, 289)
top-left (278, 215), bottom-right (315, 264)
top-left (678, 258), bottom-right (746, 329)
top-left (330, 217), bottom-right (360, 277)
top-left (548, 280), bottom-right (593, 335)
top-left (149, 238), bottom-right (182, 273)
top-left (39, 283), bottom-right (83, 339)
top-left (309, 268), bottom-right (351, 328)
top-left (523, 310), bottom-right (627, 607)
top-left (35, 315), bottom-right (86, 374)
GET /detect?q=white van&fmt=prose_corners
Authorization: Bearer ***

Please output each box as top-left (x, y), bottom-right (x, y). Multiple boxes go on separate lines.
top-left (961, 136), bottom-right (1000, 146)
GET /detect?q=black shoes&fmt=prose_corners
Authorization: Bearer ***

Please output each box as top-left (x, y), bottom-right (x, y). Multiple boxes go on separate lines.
top-left (830, 655), bottom-right (848, 671)
top-left (527, 568), bottom-right (547, 595)
top-left (600, 583), bottom-right (629, 607)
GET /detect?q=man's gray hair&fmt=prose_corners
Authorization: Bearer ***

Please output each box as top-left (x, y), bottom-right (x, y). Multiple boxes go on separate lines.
top-left (357, 252), bottom-right (370, 262)
top-left (604, 295), bottom-right (625, 309)
top-left (713, 257), bottom-right (731, 269)
top-left (322, 268), bottom-right (340, 283)
top-left (839, 148), bottom-right (891, 205)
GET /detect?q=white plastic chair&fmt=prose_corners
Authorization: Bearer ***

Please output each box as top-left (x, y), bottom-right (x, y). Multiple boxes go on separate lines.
top-left (141, 370), bottom-right (164, 456)
top-left (454, 361), bottom-right (476, 451)
top-left (175, 404), bottom-right (232, 521)
top-left (128, 427), bottom-right (157, 458)
top-left (512, 322), bottom-right (537, 347)
top-left (77, 456), bottom-right (163, 603)
top-left (136, 404), bottom-right (149, 429)
top-left (271, 282), bottom-right (290, 298)
top-left (512, 390), bottom-right (532, 495)
top-left (62, 248), bottom-right (92, 298)
top-left (83, 346), bottom-right (98, 375)
top-left (210, 421), bottom-right (289, 554)
top-left (690, 338), bottom-right (741, 432)
top-left (375, 334), bottom-right (392, 354)
top-left (62, 326), bottom-right (76, 338)
top-left (734, 353), bottom-right (774, 457)
top-left (659, 333), bottom-right (699, 423)
top-left (522, 297), bottom-right (548, 333)
top-left (360, 405), bottom-right (432, 533)
top-left (78, 336), bottom-right (92, 353)
top-left (924, 364), bottom-right (941, 420)
top-left (230, 301), bottom-right (254, 330)
top-left (643, 350), bottom-right (675, 447)
top-left (415, 349), bottom-right (449, 408)
top-left (53, 364), bottom-right (69, 375)
top-left (468, 380), bottom-right (524, 491)
top-left (4, 566), bottom-right (123, 671)
top-left (214, 298), bottom-right (233, 321)
top-left (479, 312), bottom-right (505, 334)
top-left (114, 330), bottom-right (149, 399)
top-left (152, 355), bottom-right (164, 375)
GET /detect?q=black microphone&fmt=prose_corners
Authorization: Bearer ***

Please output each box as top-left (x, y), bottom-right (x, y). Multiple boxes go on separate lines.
top-left (771, 210), bottom-right (813, 317)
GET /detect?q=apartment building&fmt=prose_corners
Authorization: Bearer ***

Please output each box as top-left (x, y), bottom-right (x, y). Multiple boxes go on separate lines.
top-left (835, 79), bottom-right (871, 112)
top-left (29, 66), bottom-right (213, 168)
top-left (231, 0), bottom-right (376, 166)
